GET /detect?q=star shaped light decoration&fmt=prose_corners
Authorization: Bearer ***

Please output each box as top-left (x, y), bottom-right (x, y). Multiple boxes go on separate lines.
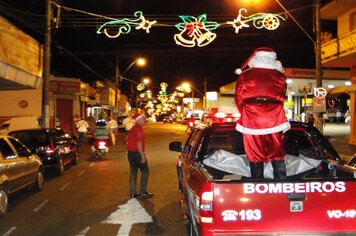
top-left (135, 16), bottom-right (157, 33)
top-left (226, 9), bottom-right (249, 34)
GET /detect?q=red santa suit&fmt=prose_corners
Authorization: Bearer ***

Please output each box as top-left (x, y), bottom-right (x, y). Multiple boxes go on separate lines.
top-left (235, 47), bottom-right (290, 179)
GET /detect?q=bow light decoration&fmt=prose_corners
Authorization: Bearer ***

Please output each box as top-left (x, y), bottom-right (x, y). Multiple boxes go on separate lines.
top-left (174, 14), bottom-right (220, 48)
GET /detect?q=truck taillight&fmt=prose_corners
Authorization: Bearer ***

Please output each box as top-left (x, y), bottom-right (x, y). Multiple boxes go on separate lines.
top-left (214, 112), bottom-right (226, 118)
top-left (199, 183), bottom-right (214, 224)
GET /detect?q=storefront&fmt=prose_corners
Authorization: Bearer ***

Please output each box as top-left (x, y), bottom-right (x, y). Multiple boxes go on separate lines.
top-left (49, 77), bottom-right (90, 133)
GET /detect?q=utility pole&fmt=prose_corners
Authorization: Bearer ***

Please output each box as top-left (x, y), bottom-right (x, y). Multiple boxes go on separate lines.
top-left (203, 77), bottom-right (207, 109)
top-left (315, 0), bottom-right (323, 132)
top-left (42, 0), bottom-right (51, 128)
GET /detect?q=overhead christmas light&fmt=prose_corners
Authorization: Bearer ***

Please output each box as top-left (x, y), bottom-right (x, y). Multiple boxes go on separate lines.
top-left (96, 11), bottom-right (157, 38)
top-left (56, 2), bottom-right (286, 47)
top-left (227, 8), bottom-right (285, 33)
top-left (174, 14), bottom-right (220, 48)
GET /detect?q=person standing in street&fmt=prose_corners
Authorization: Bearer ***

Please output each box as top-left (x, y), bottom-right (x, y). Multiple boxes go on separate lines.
top-left (76, 117), bottom-right (89, 146)
top-left (107, 116), bottom-right (118, 145)
top-left (126, 114), bottom-right (154, 199)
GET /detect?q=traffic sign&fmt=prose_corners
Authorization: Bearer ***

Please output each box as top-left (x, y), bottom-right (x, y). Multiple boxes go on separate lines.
top-left (314, 87), bottom-right (327, 98)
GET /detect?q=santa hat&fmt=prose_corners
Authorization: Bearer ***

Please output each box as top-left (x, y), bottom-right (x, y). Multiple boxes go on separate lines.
top-left (235, 47), bottom-right (282, 74)
top-left (133, 113), bottom-right (145, 121)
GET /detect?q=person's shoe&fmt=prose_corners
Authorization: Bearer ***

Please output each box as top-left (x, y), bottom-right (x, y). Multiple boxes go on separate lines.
top-left (139, 192), bottom-right (154, 199)
top-left (130, 193), bottom-right (138, 199)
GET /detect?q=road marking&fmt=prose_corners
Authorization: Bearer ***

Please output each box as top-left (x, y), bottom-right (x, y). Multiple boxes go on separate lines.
top-left (60, 182), bottom-right (71, 191)
top-left (76, 226), bottom-right (89, 236)
top-left (33, 199), bottom-right (49, 212)
top-left (3, 226), bottom-right (16, 236)
top-left (89, 163), bottom-right (95, 167)
top-left (78, 170), bottom-right (85, 176)
top-left (77, 198), bottom-right (152, 236)
top-left (103, 198), bottom-right (152, 235)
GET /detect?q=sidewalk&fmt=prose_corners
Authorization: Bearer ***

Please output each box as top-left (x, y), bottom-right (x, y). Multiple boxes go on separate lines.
top-left (323, 123), bottom-right (356, 160)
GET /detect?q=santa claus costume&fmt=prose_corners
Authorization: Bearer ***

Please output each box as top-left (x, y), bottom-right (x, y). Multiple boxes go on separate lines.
top-left (235, 47), bottom-right (290, 179)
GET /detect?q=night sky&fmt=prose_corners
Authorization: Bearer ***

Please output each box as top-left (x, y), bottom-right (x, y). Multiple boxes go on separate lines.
top-left (0, 0), bottom-right (336, 95)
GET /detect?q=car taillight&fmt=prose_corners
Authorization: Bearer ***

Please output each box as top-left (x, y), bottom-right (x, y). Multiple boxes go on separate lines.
top-left (198, 182), bottom-right (214, 224)
top-left (44, 145), bottom-right (55, 154)
top-left (61, 146), bottom-right (71, 154)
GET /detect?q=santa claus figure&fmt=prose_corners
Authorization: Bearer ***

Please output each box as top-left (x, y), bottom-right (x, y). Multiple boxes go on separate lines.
top-left (235, 47), bottom-right (290, 179)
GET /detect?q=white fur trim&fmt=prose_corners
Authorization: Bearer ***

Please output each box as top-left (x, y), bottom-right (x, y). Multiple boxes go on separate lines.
top-left (135, 114), bottom-right (145, 121)
top-left (235, 122), bottom-right (291, 135)
top-left (254, 51), bottom-right (276, 59)
top-left (235, 68), bottom-right (242, 75)
top-left (248, 55), bottom-right (284, 73)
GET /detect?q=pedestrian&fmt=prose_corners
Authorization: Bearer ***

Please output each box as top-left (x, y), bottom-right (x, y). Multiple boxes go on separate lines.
top-left (336, 110), bottom-right (342, 124)
top-left (123, 114), bottom-right (135, 136)
top-left (126, 113), bottom-right (154, 199)
top-left (87, 113), bottom-right (96, 135)
top-left (107, 116), bottom-right (118, 145)
top-left (235, 47), bottom-right (290, 179)
top-left (306, 113), bottom-right (315, 126)
top-left (345, 110), bottom-right (350, 124)
top-left (76, 117), bottom-right (89, 146)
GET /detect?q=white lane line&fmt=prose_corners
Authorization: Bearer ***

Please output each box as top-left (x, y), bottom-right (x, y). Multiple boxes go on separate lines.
top-left (60, 182), bottom-right (71, 191)
top-left (89, 163), bottom-right (95, 167)
top-left (3, 226), bottom-right (17, 236)
top-left (76, 226), bottom-right (90, 236)
top-left (78, 170), bottom-right (85, 176)
top-left (33, 199), bottom-right (49, 212)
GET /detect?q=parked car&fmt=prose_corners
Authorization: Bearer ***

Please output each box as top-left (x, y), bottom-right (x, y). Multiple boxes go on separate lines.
top-left (0, 116), bottom-right (41, 134)
top-left (0, 134), bottom-right (44, 216)
top-left (9, 128), bottom-right (79, 176)
top-left (163, 116), bottom-right (173, 124)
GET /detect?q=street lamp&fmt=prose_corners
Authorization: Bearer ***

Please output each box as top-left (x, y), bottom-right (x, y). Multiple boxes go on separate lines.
top-left (116, 57), bottom-right (146, 84)
top-left (178, 82), bottom-right (205, 111)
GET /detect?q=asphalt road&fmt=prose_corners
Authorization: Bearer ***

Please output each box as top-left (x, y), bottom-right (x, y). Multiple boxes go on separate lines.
top-left (0, 123), bottom-right (187, 236)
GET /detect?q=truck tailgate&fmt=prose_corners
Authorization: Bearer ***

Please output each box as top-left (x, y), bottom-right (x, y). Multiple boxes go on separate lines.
top-left (212, 180), bottom-right (356, 234)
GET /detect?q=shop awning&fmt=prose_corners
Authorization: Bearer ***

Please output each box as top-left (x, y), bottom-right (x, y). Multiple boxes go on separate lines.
top-left (327, 84), bottom-right (356, 97)
top-left (0, 61), bottom-right (41, 90)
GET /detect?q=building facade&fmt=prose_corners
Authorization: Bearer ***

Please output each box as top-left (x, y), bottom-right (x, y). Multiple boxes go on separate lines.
top-left (321, 0), bottom-right (356, 145)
